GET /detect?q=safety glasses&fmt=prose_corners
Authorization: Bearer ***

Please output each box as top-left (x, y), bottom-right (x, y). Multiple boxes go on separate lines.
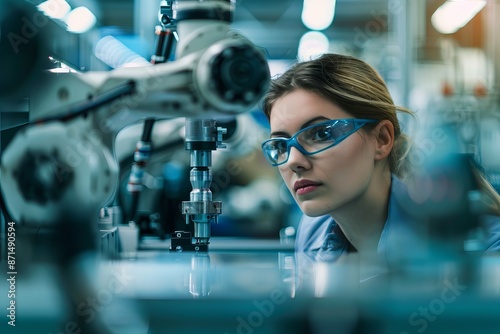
top-left (261, 118), bottom-right (377, 166)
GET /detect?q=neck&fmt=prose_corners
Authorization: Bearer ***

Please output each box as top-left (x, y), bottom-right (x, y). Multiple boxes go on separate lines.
top-left (331, 171), bottom-right (392, 256)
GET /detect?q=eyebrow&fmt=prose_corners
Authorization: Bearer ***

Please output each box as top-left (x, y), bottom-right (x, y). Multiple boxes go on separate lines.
top-left (270, 116), bottom-right (330, 137)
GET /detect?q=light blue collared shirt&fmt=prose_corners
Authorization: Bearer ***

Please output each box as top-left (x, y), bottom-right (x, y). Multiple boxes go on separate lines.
top-left (294, 175), bottom-right (500, 261)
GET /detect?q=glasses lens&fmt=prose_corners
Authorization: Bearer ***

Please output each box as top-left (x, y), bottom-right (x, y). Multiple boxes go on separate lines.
top-left (262, 119), bottom-right (375, 166)
top-left (263, 139), bottom-right (288, 165)
top-left (298, 120), bottom-right (355, 153)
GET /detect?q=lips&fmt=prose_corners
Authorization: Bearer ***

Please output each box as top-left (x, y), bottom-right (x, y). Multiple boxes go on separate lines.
top-left (293, 179), bottom-right (322, 195)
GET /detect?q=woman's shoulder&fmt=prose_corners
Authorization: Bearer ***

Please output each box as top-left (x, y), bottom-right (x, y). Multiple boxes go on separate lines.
top-left (483, 215), bottom-right (500, 252)
top-left (391, 175), bottom-right (500, 252)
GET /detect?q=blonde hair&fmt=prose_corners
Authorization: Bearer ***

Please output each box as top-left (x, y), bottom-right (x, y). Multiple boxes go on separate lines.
top-left (263, 53), bottom-right (500, 216)
top-left (470, 160), bottom-right (500, 215)
top-left (263, 53), bottom-right (415, 180)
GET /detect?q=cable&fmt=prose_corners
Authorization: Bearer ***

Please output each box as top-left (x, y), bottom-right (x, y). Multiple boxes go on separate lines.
top-left (0, 184), bottom-right (14, 225)
top-left (127, 118), bottom-right (157, 223)
top-left (31, 81), bottom-right (136, 125)
top-left (141, 118), bottom-right (156, 142)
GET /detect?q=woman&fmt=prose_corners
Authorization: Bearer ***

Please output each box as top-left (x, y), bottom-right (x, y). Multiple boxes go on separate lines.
top-left (261, 53), bottom-right (500, 260)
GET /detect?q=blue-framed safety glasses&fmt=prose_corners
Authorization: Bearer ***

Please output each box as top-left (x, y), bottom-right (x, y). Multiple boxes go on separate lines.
top-left (261, 118), bottom-right (377, 166)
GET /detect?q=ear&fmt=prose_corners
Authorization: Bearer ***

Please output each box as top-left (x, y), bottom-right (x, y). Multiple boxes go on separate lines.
top-left (373, 120), bottom-right (394, 161)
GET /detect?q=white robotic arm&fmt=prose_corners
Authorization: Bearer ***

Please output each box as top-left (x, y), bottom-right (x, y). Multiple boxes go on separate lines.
top-left (0, 0), bottom-right (270, 231)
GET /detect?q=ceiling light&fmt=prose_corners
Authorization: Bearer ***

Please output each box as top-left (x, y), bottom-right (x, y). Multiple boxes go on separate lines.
top-left (431, 0), bottom-right (486, 34)
top-left (37, 0), bottom-right (71, 20)
top-left (298, 31), bottom-right (329, 61)
top-left (301, 0), bottom-right (336, 31)
top-left (65, 6), bottom-right (96, 34)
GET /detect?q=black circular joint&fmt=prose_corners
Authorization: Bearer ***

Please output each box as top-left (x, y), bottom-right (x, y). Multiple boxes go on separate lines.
top-left (185, 141), bottom-right (217, 151)
top-left (160, 15), bottom-right (172, 25)
top-left (210, 45), bottom-right (269, 104)
top-left (13, 150), bottom-right (74, 204)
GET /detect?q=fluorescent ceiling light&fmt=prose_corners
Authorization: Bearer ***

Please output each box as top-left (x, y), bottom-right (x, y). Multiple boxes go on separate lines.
top-left (65, 6), bottom-right (97, 34)
top-left (431, 0), bottom-right (486, 34)
top-left (37, 0), bottom-right (71, 20)
top-left (298, 31), bottom-right (329, 61)
top-left (301, 0), bottom-right (336, 31)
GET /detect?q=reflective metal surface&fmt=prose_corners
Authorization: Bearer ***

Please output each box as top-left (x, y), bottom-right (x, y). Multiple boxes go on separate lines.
top-left (3, 236), bottom-right (500, 334)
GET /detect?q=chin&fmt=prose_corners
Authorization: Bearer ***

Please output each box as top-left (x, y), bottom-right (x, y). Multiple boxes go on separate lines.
top-left (299, 202), bottom-right (331, 217)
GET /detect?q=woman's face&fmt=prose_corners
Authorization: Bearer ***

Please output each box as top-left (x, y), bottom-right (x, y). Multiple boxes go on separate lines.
top-left (269, 89), bottom-right (378, 217)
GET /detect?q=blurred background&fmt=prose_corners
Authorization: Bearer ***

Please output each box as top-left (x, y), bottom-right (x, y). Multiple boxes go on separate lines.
top-left (1, 0), bottom-right (499, 241)
top-left (1, 1), bottom-right (500, 333)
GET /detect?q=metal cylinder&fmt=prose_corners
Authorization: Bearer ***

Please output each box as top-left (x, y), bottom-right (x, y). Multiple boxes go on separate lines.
top-left (190, 150), bottom-right (211, 168)
top-left (194, 220), bottom-right (210, 243)
top-left (189, 168), bottom-right (212, 202)
top-left (185, 119), bottom-right (217, 143)
top-left (189, 254), bottom-right (211, 297)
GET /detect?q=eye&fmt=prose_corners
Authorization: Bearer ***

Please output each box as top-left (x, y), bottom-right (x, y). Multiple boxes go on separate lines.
top-left (267, 140), bottom-right (285, 151)
top-left (276, 140), bottom-right (287, 151)
top-left (266, 139), bottom-right (287, 155)
top-left (307, 121), bottom-right (354, 143)
top-left (309, 124), bottom-right (335, 142)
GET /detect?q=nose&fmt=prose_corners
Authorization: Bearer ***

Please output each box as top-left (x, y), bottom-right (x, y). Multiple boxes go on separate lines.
top-left (285, 145), bottom-right (311, 172)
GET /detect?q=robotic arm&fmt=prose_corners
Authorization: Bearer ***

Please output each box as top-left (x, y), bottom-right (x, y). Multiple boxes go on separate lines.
top-left (0, 0), bottom-right (270, 247)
